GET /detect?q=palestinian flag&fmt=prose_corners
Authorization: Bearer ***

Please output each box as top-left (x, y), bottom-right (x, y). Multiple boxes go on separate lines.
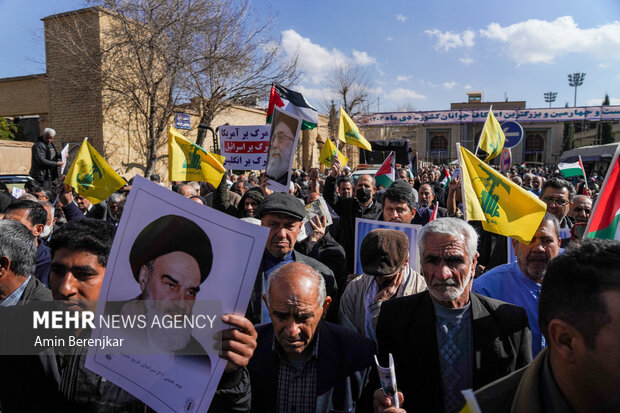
top-left (375, 151), bottom-right (396, 188)
top-left (558, 156), bottom-right (586, 178)
top-left (429, 202), bottom-right (439, 222)
top-left (585, 147), bottom-right (620, 240)
top-left (266, 84), bottom-right (318, 130)
top-left (439, 168), bottom-right (451, 188)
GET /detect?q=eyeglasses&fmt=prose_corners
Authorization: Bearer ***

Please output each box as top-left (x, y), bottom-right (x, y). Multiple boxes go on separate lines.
top-left (541, 197), bottom-right (569, 206)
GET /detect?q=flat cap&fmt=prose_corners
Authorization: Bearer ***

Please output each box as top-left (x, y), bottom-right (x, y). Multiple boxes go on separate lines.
top-left (256, 192), bottom-right (305, 221)
top-left (129, 215), bottom-right (213, 283)
top-left (360, 229), bottom-right (409, 276)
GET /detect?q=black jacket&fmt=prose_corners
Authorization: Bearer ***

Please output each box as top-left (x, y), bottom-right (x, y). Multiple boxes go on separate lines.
top-left (371, 291), bottom-right (532, 413)
top-left (30, 138), bottom-right (60, 185)
top-left (249, 321), bottom-right (375, 413)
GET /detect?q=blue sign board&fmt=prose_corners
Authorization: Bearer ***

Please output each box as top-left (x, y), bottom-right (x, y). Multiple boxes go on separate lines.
top-left (501, 121), bottom-right (524, 148)
top-left (175, 113), bottom-right (191, 130)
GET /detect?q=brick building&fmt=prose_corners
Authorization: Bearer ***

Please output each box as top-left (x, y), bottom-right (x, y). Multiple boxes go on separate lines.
top-left (0, 6), bottom-right (345, 181)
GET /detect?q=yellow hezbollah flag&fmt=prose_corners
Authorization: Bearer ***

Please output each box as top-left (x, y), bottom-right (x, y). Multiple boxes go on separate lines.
top-left (338, 107), bottom-right (372, 151)
top-left (458, 144), bottom-right (547, 244)
top-left (459, 390), bottom-right (482, 413)
top-left (319, 138), bottom-right (349, 168)
top-left (477, 108), bottom-right (505, 162)
top-left (65, 139), bottom-right (125, 204)
top-left (168, 126), bottom-right (226, 185)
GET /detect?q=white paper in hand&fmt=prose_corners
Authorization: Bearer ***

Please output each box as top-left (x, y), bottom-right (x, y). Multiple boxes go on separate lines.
top-left (374, 353), bottom-right (399, 408)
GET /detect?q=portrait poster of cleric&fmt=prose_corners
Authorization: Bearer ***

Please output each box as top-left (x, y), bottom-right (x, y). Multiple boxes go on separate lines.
top-left (354, 217), bottom-right (422, 274)
top-left (265, 106), bottom-right (302, 192)
top-left (85, 175), bottom-right (268, 412)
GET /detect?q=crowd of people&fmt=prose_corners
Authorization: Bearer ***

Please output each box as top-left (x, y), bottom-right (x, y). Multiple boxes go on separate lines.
top-left (0, 131), bottom-right (617, 413)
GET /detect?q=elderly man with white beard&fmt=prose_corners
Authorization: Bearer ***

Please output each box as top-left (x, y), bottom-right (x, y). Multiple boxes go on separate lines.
top-left (371, 218), bottom-right (532, 413)
top-left (265, 116), bottom-right (297, 185)
top-left (473, 213), bottom-right (561, 357)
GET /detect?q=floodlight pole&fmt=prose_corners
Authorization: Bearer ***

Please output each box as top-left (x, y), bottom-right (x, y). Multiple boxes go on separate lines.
top-left (567, 73), bottom-right (586, 107)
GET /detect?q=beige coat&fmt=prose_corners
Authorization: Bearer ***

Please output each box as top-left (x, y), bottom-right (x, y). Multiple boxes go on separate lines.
top-left (338, 266), bottom-right (427, 339)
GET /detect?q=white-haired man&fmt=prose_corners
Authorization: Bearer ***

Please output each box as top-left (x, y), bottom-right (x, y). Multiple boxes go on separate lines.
top-left (372, 218), bottom-right (532, 413)
top-left (29, 128), bottom-right (64, 190)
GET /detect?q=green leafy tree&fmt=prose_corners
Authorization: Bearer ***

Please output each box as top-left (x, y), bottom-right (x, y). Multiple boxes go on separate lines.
top-left (0, 118), bottom-right (18, 140)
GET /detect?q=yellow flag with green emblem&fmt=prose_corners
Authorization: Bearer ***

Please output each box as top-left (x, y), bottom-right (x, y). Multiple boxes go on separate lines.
top-left (168, 126), bottom-right (226, 185)
top-left (477, 108), bottom-right (505, 162)
top-left (458, 144), bottom-right (547, 244)
top-left (65, 139), bottom-right (126, 204)
top-left (319, 138), bottom-right (349, 168)
top-left (338, 107), bottom-right (372, 151)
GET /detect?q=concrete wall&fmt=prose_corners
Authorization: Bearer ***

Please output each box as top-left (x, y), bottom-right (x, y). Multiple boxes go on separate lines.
top-left (0, 140), bottom-right (33, 174)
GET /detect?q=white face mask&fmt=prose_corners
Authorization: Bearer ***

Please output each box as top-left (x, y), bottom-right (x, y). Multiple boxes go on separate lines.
top-left (40, 224), bottom-right (53, 239)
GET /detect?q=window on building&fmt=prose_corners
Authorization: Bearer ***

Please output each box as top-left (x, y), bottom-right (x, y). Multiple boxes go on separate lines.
top-left (429, 133), bottom-right (449, 164)
top-left (524, 133), bottom-right (545, 164)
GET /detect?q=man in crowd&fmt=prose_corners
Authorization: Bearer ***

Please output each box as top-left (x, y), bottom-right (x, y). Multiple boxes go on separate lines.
top-left (3, 200), bottom-right (52, 286)
top-left (295, 192), bottom-right (347, 294)
top-left (530, 175), bottom-right (543, 196)
top-left (475, 239), bottom-right (620, 413)
top-left (231, 181), bottom-right (247, 197)
top-left (522, 173), bottom-right (534, 191)
top-left (0, 220), bottom-right (52, 306)
top-left (418, 183), bottom-right (447, 222)
top-left (568, 194), bottom-right (593, 224)
top-left (29, 127), bottom-right (63, 190)
top-left (337, 177), bottom-right (354, 199)
top-left (249, 262), bottom-right (375, 412)
top-left (324, 157), bottom-right (382, 273)
top-left (214, 174), bottom-right (265, 218)
top-left (339, 229), bottom-right (426, 341)
top-left (177, 183), bottom-right (198, 198)
top-left (380, 183), bottom-right (424, 225)
top-left (0, 218), bottom-right (257, 412)
top-left (246, 192), bottom-right (338, 324)
top-left (39, 201), bottom-right (56, 243)
top-left (373, 218), bottom-right (532, 413)
top-left (473, 213), bottom-right (561, 356)
top-left (58, 185), bottom-right (107, 221)
top-left (539, 177), bottom-right (575, 230)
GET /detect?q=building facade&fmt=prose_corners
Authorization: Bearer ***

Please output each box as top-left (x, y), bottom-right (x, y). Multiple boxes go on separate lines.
top-left (0, 7), bottom-right (337, 181)
top-left (359, 92), bottom-right (620, 167)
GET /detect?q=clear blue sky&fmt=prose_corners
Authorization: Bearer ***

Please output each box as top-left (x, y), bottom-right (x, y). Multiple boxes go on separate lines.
top-left (2, 0), bottom-right (619, 112)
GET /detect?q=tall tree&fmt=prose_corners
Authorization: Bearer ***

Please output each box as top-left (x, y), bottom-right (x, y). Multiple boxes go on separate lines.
top-left (45, 0), bottom-right (297, 177)
top-left (328, 61), bottom-right (373, 116)
top-left (601, 93), bottom-right (616, 145)
top-left (186, 1), bottom-right (298, 148)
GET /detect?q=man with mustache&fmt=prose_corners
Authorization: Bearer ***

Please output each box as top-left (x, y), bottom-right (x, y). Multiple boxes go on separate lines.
top-left (372, 218), bottom-right (531, 413)
top-left (474, 213), bottom-right (561, 357)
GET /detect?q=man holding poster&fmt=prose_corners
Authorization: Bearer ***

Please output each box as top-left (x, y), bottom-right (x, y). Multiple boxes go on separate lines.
top-left (79, 176), bottom-right (269, 412)
top-left (265, 107), bottom-right (301, 191)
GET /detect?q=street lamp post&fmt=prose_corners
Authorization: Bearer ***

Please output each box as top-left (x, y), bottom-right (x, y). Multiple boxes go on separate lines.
top-left (567, 73), bottom-right (586, 107)
top-left (543, 92), bottom-right (557, 108)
